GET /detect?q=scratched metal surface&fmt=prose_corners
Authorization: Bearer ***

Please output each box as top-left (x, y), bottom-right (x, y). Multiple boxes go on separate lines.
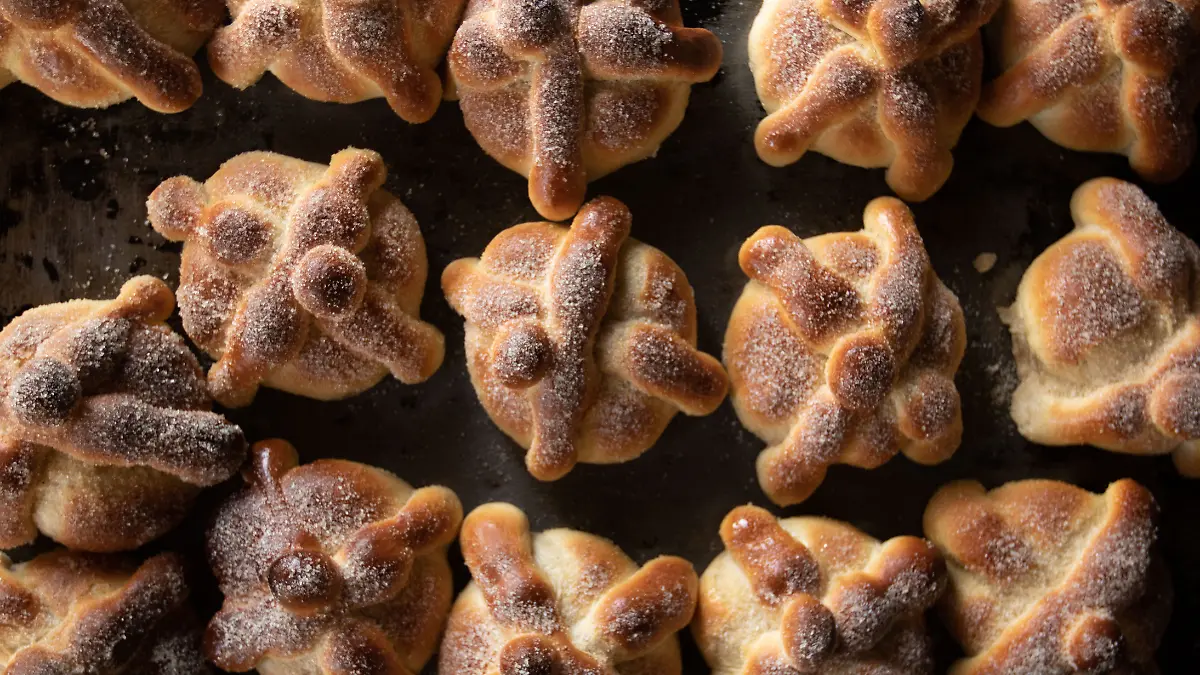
top-left (1, 1), bottom-right (1198, 672)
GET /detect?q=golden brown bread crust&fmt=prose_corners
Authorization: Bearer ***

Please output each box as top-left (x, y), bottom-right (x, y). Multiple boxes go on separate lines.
top-left (445, 0), bottom-right (723, 220)
top-left (924, 478), bottom-right (1172, 674)
top-left (978, 0), bottom-right (1200, 183)
top-left (693, 504), bottom-right (945, 675)
top-left (724, 197), bottom-right (965, 506)
top-left (439, 502), bottom-right (697, 675)
top-left (442, 196), bottom-right (728, 480)
top-left (208, 0), bottom-right (466, 123)
top-left (748, 0), bottom-right (999, 201)
top-left (0, 276), bottom-right (246, 552)
top-left (0, 0), bottom-right (221, 111)
top-left (0, 550), bottom-right (209, 674)
top-left (205, 438), bottom-right (463, 674)
top-left (147, 148), bottom-right (445, 408)
top-left (1001, 177), bottom-right (1200, 475)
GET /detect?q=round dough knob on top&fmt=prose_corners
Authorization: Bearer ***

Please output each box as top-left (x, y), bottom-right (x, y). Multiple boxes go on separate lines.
top-left (0, 276), bottom-right (246, 552)
top-left (440, 502), bottom-right (699, 675)
top-left (749, 0), bottom-right (1000, 201)
top-left (724, 197), bottom-right (966, 506)
top-left (1002, 178), bottom-right (1200, 475)
top-left (205, 438), bottom-right (463, 675)
top-left (442, 195), bottom-right (729, 481)
top-left (446, 0), bottom-right (723, 220)
top-left (208, 0), bottom-right (467, 123)
top-left (0, 0), bottom-right (222, 112)
top-left (147, 147), bottom-right (445, 408)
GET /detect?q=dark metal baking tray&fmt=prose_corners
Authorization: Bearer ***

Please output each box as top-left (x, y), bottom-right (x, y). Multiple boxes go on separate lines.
top-left (1, 0), bottom-right (1197, 671)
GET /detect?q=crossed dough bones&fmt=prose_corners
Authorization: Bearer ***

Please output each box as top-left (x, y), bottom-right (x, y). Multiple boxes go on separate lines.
top-left (0, 276), bottom-right (246, 552)
top-left (147, 148), bottom-right (445, 408)
top-left (205, 438), bottom-right (463, 674)
top-left (724, 197), bottom-right (966, 506)
top-left (0, 0), bottom-right (222, 111)
top-left (445, 0), bottom-right (723, 220)
top-left (924, 478), bottom-right (1172, 674)
top-left (208, 0), bottom-right (467, 123)
top-left (978, 0), bottom-right (1200, 182)
top-left (0, 551), bottom-right (209, 674)
top-left (439, 502), bottom-right (699, 675)
top-left (749, 0), bottom-right (1000, 201)
top-left (442, 195), bottom-right (728, 481)
top-left (1001, 177), bottom-right (1200, 475)
top-left (693, 504), bottom-right (946, 674)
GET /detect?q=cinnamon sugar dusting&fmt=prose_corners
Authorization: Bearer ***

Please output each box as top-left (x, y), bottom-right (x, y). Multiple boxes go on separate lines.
top-left (978, 0), bottom-right (1200, 181)
top-left (1003, 178), bottom-right (1200, 470)
top-left (448, 0), bottom-right (722, 218)
top-left (751, 0), bottom-right (998, 200)
top-left (444, 502), bottom-right (697, 674)
top-left (695, 505), bottom-right (945, 673)
top-left (925, 479), bottom-right (1170, 673)
top-left (0, 277), bottom-right (245, 551)
top-left (206, 440), bottom-right (461, 673)
top-left (0, 0), bottom-right (219, 112)
top-left (725, 198), bottom-right (965, 506)
top-left (442, 197), bottom-right (726, 479)
top-left (147, 149), bottom-right (445, 408)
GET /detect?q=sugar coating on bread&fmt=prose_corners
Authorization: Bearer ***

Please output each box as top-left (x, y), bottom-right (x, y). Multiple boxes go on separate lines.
top-left (0, 550), bottom-right (209, 674)
top-left (440, 502), bottom-right (698, 675)
top-left (442, 196), bottom-right (728, 480)
top-left (147, 148), bottom-right (445, 408)
top-left (1001, 177), bottom-right (1200, 475)
top-left (0, 0), bottom-right (221, 111)
top-left (205, 438), bottom-right (463, 674)
top-left (748, 0), bottom-right (999, 201)
top-left (208, 0), bottom-right (465, 123)
top-left (724, 197), bottom-right (965, 506)
top-left (924, 478), bottom-right (1172, 674)
top-left (0, 276), bottom-right (246, 552)
top-left (978, 0), bottom-right (1200, 182)
top-left (445, 0), bottom-right (723, 220)
top-left (694, 505), bottom-right (945, 675)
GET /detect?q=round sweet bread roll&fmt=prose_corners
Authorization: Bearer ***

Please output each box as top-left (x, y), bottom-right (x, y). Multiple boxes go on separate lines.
top-left (440, 502), bottom-right (699, 675)
top-left (924, 478), bottom-right (1173, 674)
top-left (1001, 177), bottom-right (1200, 475)
top-left (146, 147), bottom-right (445, 409)
top-left (0, 276), bottom-right (246, 552)
top-left (724, 197), bottom-right (965, 506)
top-left (208, 0), bottom-right (466, 123)
top-left (978, 0), bottom-right (1200, 182)
top-left (442, 195), bottom-right (728, 481)
top-left (445, 0), bottom-right (723, 220)
top-left (694, 505), bottom-right (946, 675)
top-left (205, 438), bottom-right (463, 675)
top-left (0, 550), bottom-right (209, 674)
top-left (0, 0), bottom-right (222, 112)
top-left (748, 0), bottom-right (1000, 201)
